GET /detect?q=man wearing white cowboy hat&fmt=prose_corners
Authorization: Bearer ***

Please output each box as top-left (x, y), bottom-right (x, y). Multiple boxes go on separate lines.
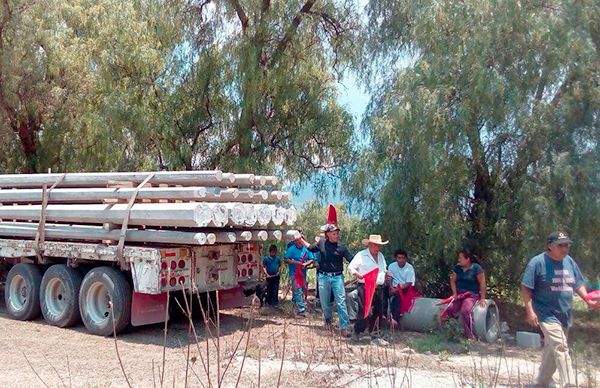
top-left (348, 234), bottom-right (389, 345)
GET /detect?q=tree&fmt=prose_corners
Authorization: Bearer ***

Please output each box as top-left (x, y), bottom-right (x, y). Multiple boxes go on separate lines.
top-left (154, 0), bottom-right (359, 185)
top-left (346, 0), bottom-right (600, 298)
top-left (0, 0), bottom-right (184, 173)
top-left (1, 0), bottom-right (359, 188)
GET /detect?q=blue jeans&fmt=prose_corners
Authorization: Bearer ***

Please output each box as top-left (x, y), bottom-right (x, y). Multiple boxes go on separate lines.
top-left (318, 273), bottom-right (349, 329)
top-left (292, 280), bottom-right (305, 313)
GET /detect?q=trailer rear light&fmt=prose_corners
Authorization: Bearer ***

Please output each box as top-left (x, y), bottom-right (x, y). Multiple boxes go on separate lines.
top-left (241, 255), bottom-right (246, 263)
top-left (248, 268), bottom-right (253, 276)
top-left (178, 260), bottom-right (186, 269)
top-left (170, 260), bottom-right (177, 270)
top-left (242, 269), bottom-right (247, 277)
top-left (169, 277), bottom-right (177, 287)
top-left (161, 278), bottom-right (167, 287)
top-left (248, 254), bottom-right (253, 261)
top-left (161, 262), bottom-right (168, 270)
top-left (179, 276), bottom-right (185, 284)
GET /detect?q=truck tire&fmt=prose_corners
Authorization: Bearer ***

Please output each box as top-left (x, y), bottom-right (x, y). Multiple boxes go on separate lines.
top-left (40, 264), bottom-right (82, 327)
top-left (79, 267), bottom-right (131, 336)
top-left (5, 263), bottom-right (43, 321)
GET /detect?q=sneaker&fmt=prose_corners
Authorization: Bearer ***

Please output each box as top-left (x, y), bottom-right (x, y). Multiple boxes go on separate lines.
top-left (371, 337), bottom-right (390, 346)
top-left (340, 329), bottom-right (351, 338)
top-left (351, 331), bottom-right (360, 342)
top-left (297, 311), bottom-right (306, 317)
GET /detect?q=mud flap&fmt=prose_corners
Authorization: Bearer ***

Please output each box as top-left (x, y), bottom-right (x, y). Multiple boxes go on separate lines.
top-left (218, 286), bottom-right (244, 310)
top-left (131, 292), bottom-right (169, 326)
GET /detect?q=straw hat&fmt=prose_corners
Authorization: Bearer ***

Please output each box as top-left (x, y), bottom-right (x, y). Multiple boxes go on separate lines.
top-left (362, 234), bottom-right (389, 246)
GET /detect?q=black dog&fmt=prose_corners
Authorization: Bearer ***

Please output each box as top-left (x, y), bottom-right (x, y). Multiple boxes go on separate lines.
top-left (242, 281), bottom-right (268, 307)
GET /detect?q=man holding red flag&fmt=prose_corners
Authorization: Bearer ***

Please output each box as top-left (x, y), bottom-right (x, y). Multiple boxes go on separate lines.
top-left (285, 239), bottom-right (314, 317)
top-left (348, 234), bottom-right (389, 345)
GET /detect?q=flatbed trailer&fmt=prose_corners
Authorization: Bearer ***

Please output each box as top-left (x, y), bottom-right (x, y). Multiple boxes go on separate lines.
top-left (0, 237), bottom-right (262, 335)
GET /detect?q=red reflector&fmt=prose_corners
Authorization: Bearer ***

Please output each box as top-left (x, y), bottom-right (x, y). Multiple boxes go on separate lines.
top-left (179, 276), bottom-right (185, 284)
top-left (161, 278), bottom-right (167, 287)
top-left (165, 251), bottom-right (176, 257)
top-left (169, 277), bottom-right (176, 287)
top-left (242, 269), bottom-right (247, 277)
top-left (161, 262), bottom-right (168, 270)
top-left (241, 255), bottom-right (246, 263)
top-left (248, 268), bottom-right (253, 276)
top-left (248, 254), bottom-right (253, 261)
top-left (178, 260), bottom-right (186, 269)
top-left (170, 261), bottom-right (177, 270)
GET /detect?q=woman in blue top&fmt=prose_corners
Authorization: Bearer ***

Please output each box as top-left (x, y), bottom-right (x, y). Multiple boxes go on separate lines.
top-left (447, 249), bottom-right (487, 339)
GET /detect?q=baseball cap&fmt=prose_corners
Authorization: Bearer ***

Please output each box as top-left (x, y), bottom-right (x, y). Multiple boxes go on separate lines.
top-left (547, 231), bottom-right (573, 244)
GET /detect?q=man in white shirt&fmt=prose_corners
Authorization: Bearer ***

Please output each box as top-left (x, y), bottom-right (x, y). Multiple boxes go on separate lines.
top-left (385, 249), bottom-right (416, 325)
top-left (348, 234), bottom-right (389, 345)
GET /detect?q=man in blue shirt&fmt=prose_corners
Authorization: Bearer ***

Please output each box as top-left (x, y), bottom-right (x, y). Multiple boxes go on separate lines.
top-left (285, 239), bottom-right (314, 316)
top-left (262, 245), bottom-right (282, 307)
top-left (521, 232), bottom-right (599, 387)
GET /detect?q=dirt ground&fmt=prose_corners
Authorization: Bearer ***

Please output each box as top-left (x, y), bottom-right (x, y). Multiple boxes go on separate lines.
top-left (1, 292), bottom-right (598, 388)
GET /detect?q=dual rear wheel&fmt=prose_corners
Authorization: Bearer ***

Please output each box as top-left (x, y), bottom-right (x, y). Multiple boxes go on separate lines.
top-left (4, 264), bottom-right (131, 336)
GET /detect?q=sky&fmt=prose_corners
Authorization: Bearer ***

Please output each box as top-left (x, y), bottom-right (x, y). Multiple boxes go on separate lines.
top-left (288, 72), bottom-right (371, 209)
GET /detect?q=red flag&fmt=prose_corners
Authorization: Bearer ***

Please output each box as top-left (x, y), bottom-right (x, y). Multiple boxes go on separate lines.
top-left (327, 204), bottom-right (338, 225)
top-left (397, 285), bottom-right (421, 315)
top-left (362, 268), bottom-right (379, 319)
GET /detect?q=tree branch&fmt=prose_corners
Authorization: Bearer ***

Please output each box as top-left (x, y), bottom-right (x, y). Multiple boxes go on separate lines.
top-left (270, 0), bottom-right (316, 68)
top-left (229, 0), bottom-right (249, 31)
top-left (261, 0), bottom-right (270, 14)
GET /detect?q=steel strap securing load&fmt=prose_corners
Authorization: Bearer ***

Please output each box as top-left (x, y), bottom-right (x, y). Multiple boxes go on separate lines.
top-left (34, 173), bottom-right (67, 263)
top-left (115, 173), bottom-right (155, 270)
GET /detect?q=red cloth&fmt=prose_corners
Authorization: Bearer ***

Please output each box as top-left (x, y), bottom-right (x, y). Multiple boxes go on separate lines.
top-left (362, 268), bottom-right (379, 319)
top-left (294, 251), bottom-right (308, 289)
top-left (438, 292), bottom-right (469, 324)
top-left (584, 290), bottom-right (600, 301)
top-left (397, 285), bottom-right (421, 315)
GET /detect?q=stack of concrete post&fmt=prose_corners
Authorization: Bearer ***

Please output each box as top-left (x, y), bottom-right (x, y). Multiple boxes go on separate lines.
top-left (0, 171), bottom-right (296, 246)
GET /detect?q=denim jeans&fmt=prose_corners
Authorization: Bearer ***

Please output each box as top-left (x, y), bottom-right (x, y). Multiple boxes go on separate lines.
top-left (318, 273), bottom-right (349, 329)
top-left (292, 278), bottom-right (305, 313)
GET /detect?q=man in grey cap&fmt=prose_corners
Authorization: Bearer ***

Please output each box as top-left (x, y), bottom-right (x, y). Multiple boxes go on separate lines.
top-left (521, 231), bottom-right (599, 387)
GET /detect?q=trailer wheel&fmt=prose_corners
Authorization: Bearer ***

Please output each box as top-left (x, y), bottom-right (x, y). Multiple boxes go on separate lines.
top-left (5, 263), bottom-right (43, 321)
top-left (79, 267), bottom-right (131, 336)
top-left (40, 265), bottom-right (82, 327)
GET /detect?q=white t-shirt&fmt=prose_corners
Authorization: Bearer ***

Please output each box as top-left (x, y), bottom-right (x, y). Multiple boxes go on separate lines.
top-left (387, 262), bottom-right (416, 287)
top-left (348, 248), bottom-right (387, 285)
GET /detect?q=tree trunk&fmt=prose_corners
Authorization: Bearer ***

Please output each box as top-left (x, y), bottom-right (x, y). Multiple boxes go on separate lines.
top-left (16, 119), bottom-right (39, 173)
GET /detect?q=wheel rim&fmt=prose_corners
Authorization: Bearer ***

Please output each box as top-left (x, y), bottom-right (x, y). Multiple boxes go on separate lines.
top-left (85, 282), bottom-right (111, 326)
top-left (45, 278), bottom-right (68, 318)
top-left (9, 274), bottom-right (28, 312)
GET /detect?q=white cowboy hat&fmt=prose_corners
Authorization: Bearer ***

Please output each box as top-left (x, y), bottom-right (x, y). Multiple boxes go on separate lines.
top-left (362, 234), bottom-right (389, 246)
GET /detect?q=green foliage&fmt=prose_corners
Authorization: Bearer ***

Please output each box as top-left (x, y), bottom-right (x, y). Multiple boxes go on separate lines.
top-left (346, 0), bottom-right (600, 299)
top-left (0, 0), bottom-right (184, 172)
top-left (410, 320), bottom-right (470, 354)
top-left (0, 0), bottom-right (359, 182)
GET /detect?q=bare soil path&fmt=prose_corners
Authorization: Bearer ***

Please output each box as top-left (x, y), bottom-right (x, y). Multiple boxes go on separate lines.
top-left (1, 294), bottom-right (597, 387)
